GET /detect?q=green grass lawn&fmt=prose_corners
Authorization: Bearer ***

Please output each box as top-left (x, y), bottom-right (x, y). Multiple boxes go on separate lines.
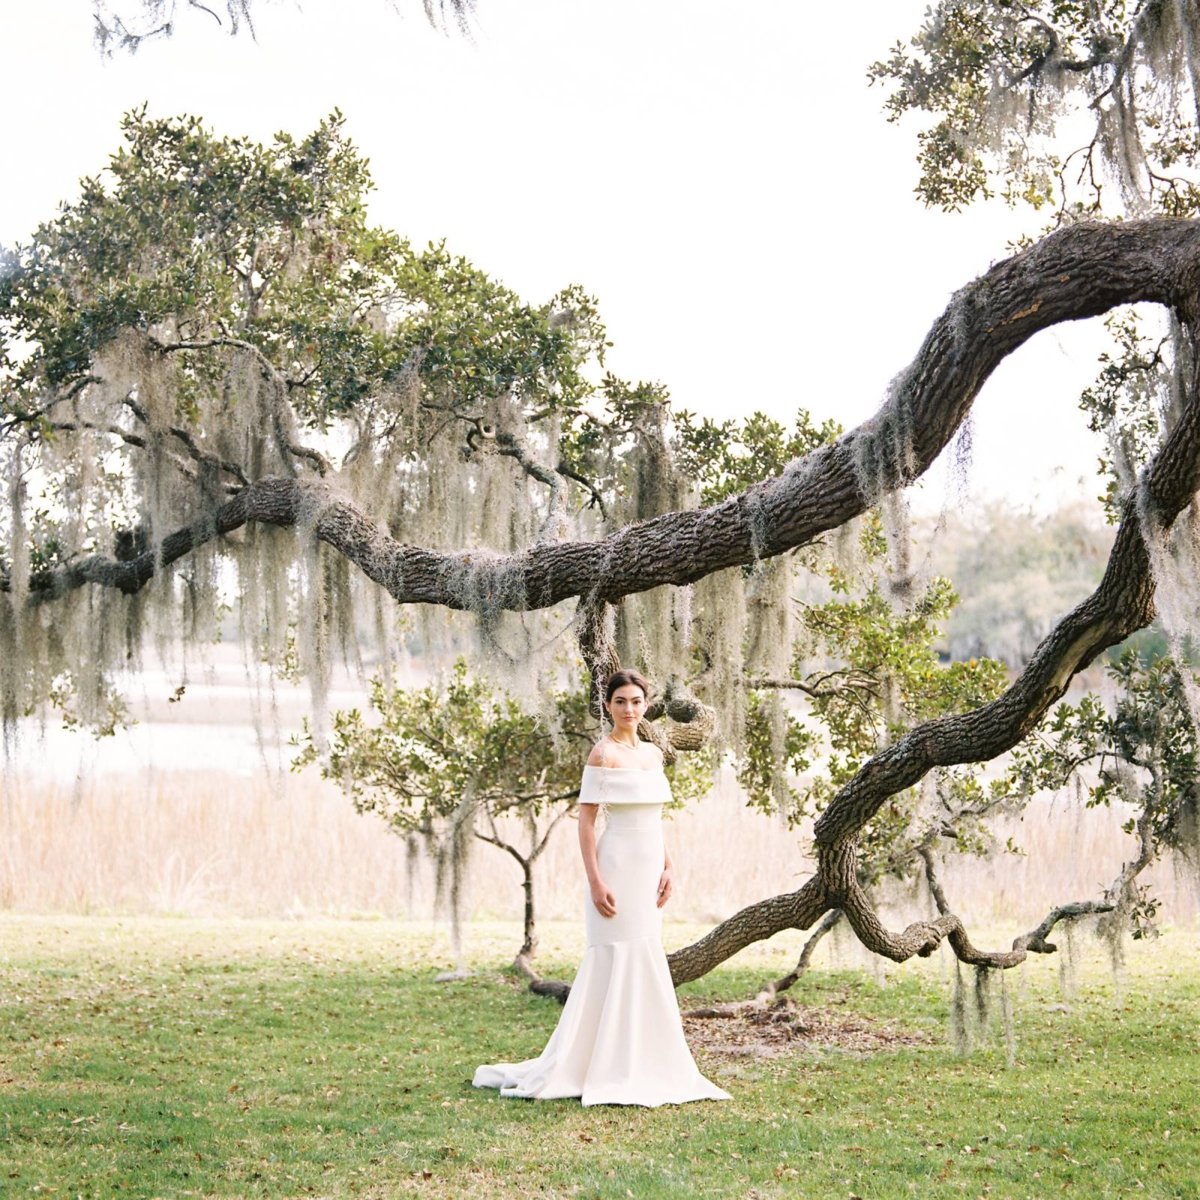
top-left (1, 914), bottom-right (1197, 1199)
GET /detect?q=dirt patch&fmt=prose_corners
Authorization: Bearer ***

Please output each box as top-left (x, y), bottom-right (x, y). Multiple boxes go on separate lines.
top-left (681, 996), bottom-right (929, 1059)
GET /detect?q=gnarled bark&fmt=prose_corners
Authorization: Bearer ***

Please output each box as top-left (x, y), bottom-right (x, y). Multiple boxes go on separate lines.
top-left (682, 909), bottom-right (845, 1019)
top-left (664, 219), bottom-right (1200, 985)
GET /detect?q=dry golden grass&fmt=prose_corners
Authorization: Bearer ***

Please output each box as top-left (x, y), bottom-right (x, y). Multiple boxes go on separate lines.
top-left (2, 765), bottom-right (1195, 940)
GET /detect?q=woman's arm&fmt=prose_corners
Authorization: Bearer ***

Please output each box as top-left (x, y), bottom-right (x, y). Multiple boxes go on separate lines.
top-left (657, 841), bottom-right (674, 908)
top-left (578, 803), bottom-right (616, 918)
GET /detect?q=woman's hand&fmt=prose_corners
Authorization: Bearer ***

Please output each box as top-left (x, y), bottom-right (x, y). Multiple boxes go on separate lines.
top-left (590, 879), bottom-right (617, 918)
top-left (656, 866), bottom-right (674, 909)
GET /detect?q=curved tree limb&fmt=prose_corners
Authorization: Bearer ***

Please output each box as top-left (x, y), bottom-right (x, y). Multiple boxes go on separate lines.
top-left (668, 407), bottom-right (1200, 983)
top-left (12, 219), bottom-right (1200, 610)
top-left (666, 465), bottom-right (1195, 982)
top-left (886, 842), bottom-right (1117, 968)
top-left (664, 219), bottom-right (1200, 983)
top-left (682, 908), bottom-right (846, 1018)
top-left (668, 873), bottom-right (830, 985)
top-left (810, 366), bottom-right (1200, 853)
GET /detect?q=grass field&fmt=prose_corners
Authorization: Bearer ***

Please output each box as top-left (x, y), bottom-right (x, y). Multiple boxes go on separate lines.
top-left (2, 915), bottom-right (1198, 1199)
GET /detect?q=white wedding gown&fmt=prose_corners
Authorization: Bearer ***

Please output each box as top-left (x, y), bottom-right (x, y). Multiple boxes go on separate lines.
top-left (473, 764), bottom-right (732, 1107)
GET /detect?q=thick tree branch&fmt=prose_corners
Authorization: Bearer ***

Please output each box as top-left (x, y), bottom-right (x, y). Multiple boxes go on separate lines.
top-left (14, 219), bottom-right (1200, 610)
top-left (683, 908), bottom-right (846, 1018)
top-left (810, 366), bottom-right (1200, 851)
top-left (669, 419), bottom-right (1196, 981)
top-left (667, 873), bottom-right (829, 985)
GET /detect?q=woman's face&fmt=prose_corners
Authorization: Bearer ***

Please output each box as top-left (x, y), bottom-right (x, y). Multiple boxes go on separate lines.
top-left (606, 683), bottom-right (647, 731)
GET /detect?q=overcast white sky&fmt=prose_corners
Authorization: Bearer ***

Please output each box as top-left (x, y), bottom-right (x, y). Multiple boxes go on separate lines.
top-left (5, 0), bottom-right (1116, 518)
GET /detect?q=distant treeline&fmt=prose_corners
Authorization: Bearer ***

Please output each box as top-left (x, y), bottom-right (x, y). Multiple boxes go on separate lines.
top-left (915, 500), bottom-right (1143, 669)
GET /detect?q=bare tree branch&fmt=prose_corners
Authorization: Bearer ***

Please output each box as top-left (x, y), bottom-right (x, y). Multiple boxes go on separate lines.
top-left (491, 426), bottom-right (570, 541)
top-left (554, 460), bottom-right (608, 520)
top-left (744, 672), bottom-right (881, 699)
top-left (156, 334), bottom-right (328, 475)
top-left (121, 396), bottom-right (251, 486)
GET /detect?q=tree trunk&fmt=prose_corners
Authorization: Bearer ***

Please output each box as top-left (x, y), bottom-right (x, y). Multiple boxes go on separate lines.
top-left (501, 851), bottom-right (571, 1003)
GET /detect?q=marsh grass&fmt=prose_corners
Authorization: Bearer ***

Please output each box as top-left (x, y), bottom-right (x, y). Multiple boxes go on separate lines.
top-left (1, 915), bottom-right (1198, 1198)
top-left (3, 769), bottom-right (1197, 932)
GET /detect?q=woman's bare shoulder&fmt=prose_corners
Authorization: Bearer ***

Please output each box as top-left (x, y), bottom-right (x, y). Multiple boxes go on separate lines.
top-left (586, 739), bottom-right (610, 767)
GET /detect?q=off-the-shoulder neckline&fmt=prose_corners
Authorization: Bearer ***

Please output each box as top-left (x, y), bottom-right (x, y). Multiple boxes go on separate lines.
top-left (583, 763), bottom-right (665, 774)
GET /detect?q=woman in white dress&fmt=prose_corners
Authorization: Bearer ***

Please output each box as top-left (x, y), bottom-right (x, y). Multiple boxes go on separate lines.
top-left (473, 669), bottom-right (732, 1107)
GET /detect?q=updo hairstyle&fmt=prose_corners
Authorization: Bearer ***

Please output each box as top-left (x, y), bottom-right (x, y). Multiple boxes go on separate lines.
top-left (603, 668), bottom-right (651, 706)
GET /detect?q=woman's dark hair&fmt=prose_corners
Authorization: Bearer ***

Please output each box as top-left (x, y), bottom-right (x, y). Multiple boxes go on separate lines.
top-left (604, 669), bottom-right (650, 705)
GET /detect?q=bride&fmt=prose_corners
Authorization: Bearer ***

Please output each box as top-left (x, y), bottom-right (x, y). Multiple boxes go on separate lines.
top-left (473, 668), bottom-right (732, 1107)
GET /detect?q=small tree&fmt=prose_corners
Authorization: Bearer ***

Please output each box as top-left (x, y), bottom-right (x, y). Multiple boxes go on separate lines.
top-left (293, 658), bottom-right (714, 996)
top-left (293, 659), bottom-right (587, 990)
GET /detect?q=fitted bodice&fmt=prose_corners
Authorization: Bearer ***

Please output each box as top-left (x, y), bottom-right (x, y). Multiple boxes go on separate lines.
top-left (578, 764), bottom-right (672, 807)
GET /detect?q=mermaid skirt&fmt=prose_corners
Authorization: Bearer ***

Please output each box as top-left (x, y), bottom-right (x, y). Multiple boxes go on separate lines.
top-left (472, 803), bottom-right (731, 1107)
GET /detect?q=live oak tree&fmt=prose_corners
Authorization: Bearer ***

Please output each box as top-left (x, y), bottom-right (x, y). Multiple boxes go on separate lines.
top-left (861, 0), bottom-right (1200, 954)
top-left (7, 2), bottom-right (1200, 991)
top-left (296, 502), bottom-right (1017, 1004)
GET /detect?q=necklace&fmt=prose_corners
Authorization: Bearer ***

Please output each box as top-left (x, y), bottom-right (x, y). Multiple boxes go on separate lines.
top-left (605, 731), bottom-right (639, 750)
